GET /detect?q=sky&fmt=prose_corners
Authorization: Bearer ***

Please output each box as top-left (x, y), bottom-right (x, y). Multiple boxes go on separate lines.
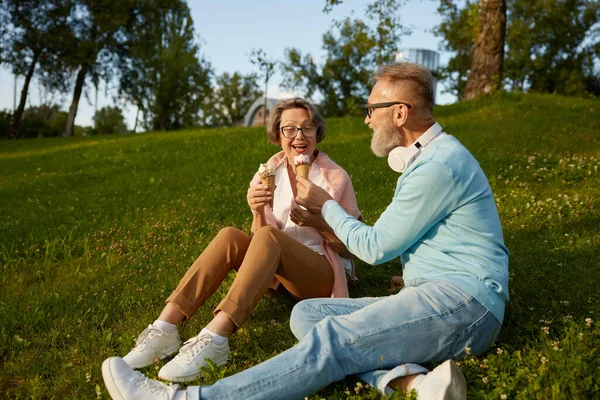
top-left (0, 0), bottom-right (453, 129)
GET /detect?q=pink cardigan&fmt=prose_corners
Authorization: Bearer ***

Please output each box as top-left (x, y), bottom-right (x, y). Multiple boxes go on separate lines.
top-left (249, 151), bottom-right (362, 298)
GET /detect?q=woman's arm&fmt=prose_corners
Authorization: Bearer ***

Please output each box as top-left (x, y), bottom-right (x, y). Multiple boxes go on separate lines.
top-left (289, 200), bottom-right (354, 259)
top-left (247, 183), bottom-right (273, 234)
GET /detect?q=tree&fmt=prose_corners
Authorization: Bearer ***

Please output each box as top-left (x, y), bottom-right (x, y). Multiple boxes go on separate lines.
top-left (366, 0), bottom-right (410, 65)
top-left (205, 72), bottom-right (262, 127)
top-left (434, 0), bottom-right (479, 100)
top-left (94, 106), bottom-right (128, 134)
top-left (57, 0), bottom-right (138, 137)
top-left (436, 0), bottom-right (600, 99)
top-left (0, 0), bottom-right (70, 139)
top-left (249, 48), bottom-right (276, 126)
top-left (504, 0), bottom-right (600, 96)
top-left (283, 1), bottom-right (408, 116)
top-left (322, 0), bottom-right (409, 65)
top-left (463, 0), bottom-right (507, 100)
top-left (118, 0), bottom-right (213, 131)
top-left (282, 17), bottom-right (376, 117)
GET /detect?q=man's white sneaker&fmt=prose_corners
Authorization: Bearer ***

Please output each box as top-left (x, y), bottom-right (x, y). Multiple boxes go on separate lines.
top-left (123, 325), bottom-right (182, 369)
top-left (158, 333), bottom-right (230, 382)
top-left (412, 360), bottom-right (467, 400)
top-left (102, 357), bottom-right (180, 400)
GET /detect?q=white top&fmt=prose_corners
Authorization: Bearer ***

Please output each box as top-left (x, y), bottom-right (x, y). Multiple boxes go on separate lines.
top-left (273, 161), bottom-right (327, 256)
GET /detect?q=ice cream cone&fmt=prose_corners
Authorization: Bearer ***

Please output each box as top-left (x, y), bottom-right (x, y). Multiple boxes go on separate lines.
top-left (258, 163), bottom-right (276, 208)
top-left (261, 175), bottom-right (276, 193)
top-left (294, 155), bottom-right (311, 181)
top-left (296, 164), bottom-right (310, 179)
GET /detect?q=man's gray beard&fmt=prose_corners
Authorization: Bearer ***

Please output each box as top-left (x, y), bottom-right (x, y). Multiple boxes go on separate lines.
top-left (371, 125), bottom-right (403, 157)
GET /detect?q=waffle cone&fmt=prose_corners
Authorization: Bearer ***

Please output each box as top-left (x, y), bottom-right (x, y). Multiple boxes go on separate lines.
top-left (261, 175), bottom-right (275, 208)
top-left (296, 164), bottom-right (310, 179)
top-left (261, 175), bottom-right (276, 193)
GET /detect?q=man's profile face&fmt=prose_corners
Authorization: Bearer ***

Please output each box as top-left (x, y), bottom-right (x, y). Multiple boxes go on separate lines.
top-left (366, 80), bottom-right (404, 156)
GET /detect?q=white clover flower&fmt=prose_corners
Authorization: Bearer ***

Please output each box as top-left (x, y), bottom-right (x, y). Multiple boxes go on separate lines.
top-left (541, 326), bottom-right (550, 334)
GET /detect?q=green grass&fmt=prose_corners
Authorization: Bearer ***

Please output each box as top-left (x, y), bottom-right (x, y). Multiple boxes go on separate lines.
top-left (1, 92), bottom-right (599, 399)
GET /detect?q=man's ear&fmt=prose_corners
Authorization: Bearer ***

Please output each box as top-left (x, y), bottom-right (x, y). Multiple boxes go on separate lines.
top-left (392, 104), bottom-right (409, 128)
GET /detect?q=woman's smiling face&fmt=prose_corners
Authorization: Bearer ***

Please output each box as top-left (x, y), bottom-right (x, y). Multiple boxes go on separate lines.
top-left (279, 108), bottom-right (318, 166)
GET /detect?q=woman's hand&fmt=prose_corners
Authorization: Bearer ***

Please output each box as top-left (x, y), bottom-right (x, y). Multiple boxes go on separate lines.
top-left (247, 183), bottom-right (273, 212)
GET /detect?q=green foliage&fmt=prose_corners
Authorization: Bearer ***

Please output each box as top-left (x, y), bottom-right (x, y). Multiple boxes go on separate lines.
top-left (282, 18), bottom-right (376, 117)
top-left (93, 106), bottom-right (128, 135)
top-left (203, 72), bottom-right (263, 127)
top-left (505, 0), bottom-right (600, 96)
top-left (38, 0), bottom-right (139, 137)
top-left (283, 0), bottom-right (408, 117)
top-left (118, 0), bottom-right (213, 131)
top-left (0, 0), bottom-right (70, 78)
top-left (436, 0), bottom-right (600, 99)
top-left (0, 94), bottom-right (599, 398)
top-left (366, 0), bottom-right (410, 66)
top-left (0, 0), bottom-right (72, 137)
top-left (0, 110), bottom-right (11, 137)
top-left (434, 0), bottom-right (480, 100)
top-left (249, 48), bottom-right (276, 126)
top-left (0, 105), bottom-right (74, 139)
top-left (323, 0), bottom-right (345, 14)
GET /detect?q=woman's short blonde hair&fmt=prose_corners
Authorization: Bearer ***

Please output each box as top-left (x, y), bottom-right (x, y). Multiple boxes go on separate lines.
top-left (267, 98), bottom-right (326, 144)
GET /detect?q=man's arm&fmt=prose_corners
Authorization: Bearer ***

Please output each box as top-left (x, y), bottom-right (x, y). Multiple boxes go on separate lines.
top-left (309, 163), bottom-right (457, 265)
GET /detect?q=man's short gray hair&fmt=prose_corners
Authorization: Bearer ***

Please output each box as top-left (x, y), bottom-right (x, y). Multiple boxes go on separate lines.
top-left (374, 63), bottom-right (435, 112)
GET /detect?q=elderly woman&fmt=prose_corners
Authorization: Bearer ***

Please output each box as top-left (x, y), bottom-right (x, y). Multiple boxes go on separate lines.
top-left (121, 98), bottom-right (361, 382)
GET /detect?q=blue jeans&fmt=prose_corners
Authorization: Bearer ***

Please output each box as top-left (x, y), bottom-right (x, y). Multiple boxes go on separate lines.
top-left (188, 279), bottom-right (502, 400)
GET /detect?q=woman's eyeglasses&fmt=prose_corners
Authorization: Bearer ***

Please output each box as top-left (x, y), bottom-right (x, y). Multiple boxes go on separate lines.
top-left (280, 125), bottom-right (318, 139)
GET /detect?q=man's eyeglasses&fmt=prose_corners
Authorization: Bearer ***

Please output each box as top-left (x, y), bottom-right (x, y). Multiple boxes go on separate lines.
top-left (365, 101), bottom-right (412, 118)
top-left (280, 125), bottom-right (318, 139)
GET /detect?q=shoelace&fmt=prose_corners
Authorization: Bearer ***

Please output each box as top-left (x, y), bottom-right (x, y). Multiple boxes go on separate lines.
top-left (133, 325), bottom-right (163, 350)
top-left (177, 334), bottom-right (211, 363)
top-left (130, 370), bottom-right (179, 395)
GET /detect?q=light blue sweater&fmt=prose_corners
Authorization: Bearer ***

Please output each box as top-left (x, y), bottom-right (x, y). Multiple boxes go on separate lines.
top-left (324, 133), bottom-right (509, 323)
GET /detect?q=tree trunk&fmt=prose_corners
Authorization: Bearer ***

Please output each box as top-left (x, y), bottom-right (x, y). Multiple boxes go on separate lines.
top-left (9, 50), bottom-right (40, 139)
top-left (64, 64), bottom-right (89, 137)
top-left (133, 107), bottom-right (140, 133)
top-left (263, 81), bottom-right (268, 126)
top-left (463, 0), bottom-right (506, 100)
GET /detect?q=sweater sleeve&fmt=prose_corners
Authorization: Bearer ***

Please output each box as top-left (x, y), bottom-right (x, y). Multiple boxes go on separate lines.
top-left (324, 161), bottom-right (456, 265)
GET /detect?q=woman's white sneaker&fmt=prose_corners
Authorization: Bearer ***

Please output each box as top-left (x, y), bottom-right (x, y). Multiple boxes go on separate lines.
top-left (102, 357), bottom-right (180, 400)
top-left (158, 333), bottom-right (230, 382)
top-left (123, 325), bottom-right (182, 369)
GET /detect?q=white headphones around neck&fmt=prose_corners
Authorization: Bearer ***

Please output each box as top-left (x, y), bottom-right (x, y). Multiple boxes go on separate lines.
top-left (387, 123), bottom-right (443, 173)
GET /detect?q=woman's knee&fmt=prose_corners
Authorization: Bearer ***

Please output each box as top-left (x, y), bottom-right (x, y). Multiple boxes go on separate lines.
top-left (252, 225), bottom-right (280, 242)
top-left (216, 227), bottom-right (249, 245)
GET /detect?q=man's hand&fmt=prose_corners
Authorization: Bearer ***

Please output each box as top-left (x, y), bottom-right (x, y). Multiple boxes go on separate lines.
top-left (296, 176), bottom-right (333, 215)
top-left (290, 199), bottom-right (325, 228)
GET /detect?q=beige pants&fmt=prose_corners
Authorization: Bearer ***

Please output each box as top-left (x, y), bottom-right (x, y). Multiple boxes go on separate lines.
top-left (166, 225), bottom-right (334, 328)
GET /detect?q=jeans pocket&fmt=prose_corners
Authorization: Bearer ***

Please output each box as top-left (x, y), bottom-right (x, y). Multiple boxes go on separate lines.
top-left (449, 309), bottom-right (501, 359)
top-left (448, 325), bottom-right (475, 360)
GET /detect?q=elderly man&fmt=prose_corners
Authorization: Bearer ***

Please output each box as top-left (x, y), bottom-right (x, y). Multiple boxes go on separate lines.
top-left (102, 62), bottom-right (509, 400)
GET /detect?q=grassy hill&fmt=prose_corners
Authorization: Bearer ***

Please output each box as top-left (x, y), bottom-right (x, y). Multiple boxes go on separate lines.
top-left (1, 93), bottom-right (599, 399)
